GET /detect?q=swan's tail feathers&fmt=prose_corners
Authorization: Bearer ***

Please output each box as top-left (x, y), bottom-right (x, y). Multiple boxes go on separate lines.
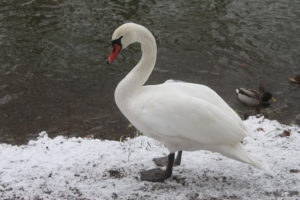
top-left (215, 143), bottom-right (269, 172)
top-left (235, 88), bottom-right (240, 94)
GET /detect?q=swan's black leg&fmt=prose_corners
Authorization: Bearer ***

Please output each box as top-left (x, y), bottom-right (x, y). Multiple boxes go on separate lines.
top-left (153, 151), bottom-right (183, 167)
top-left (174, 151), bottom-right (182, 166)
top-left (165, 153), bottom-right (175, 178)
top-left (140, 153), bottom-right (175, 182)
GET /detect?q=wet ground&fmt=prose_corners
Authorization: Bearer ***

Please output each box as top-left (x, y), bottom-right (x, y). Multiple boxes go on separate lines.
top-left (0, 0), bottom-right (299, 144)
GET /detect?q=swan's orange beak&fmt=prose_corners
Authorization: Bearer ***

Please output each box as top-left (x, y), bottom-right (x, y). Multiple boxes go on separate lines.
top-left (107, 44), bottom-right (121, 64)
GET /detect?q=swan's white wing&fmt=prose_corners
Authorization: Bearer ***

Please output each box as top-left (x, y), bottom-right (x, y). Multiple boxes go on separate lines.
top-left (132, 86), bottom-right (248, 145)
top-left (161, 82), bottom-right (243, 124)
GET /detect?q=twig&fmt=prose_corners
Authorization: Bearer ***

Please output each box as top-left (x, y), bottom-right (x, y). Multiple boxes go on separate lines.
top-left (68, 101), bottom-right (71, 137)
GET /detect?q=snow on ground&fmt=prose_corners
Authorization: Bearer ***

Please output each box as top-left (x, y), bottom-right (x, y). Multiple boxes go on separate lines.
top-left (0, 116), bottom-right (300, 200)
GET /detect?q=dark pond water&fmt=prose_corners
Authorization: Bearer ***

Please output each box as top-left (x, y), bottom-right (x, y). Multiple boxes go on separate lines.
top-left (0, 0), bottom-right (299, 144)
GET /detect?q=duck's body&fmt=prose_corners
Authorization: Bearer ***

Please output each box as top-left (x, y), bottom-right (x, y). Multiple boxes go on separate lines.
top-left (236, 87), bottom-right (275, 108)
top-left (236, 88), bottom-right (261, 107)
top-left (108, 23), bottom-right (263, 182)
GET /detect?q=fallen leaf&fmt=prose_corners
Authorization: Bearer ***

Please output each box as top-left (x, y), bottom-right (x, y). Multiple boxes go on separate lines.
top-left (281, 129), bottom-right (291, 137)
top-left (85, 134), bottom-right (94, 139)
top-left (49, 128), bottom-right (59, 132)
top-left (256, 127), bottom-right (264, 132)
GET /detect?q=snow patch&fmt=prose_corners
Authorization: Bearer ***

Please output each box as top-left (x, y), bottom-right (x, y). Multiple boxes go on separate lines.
top-left (0, 116), bottom-right (300, 199)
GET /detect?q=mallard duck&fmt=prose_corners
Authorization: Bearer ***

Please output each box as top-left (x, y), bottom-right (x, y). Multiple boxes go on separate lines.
top-left (235, 87), bottom-right (276, 113)
top-left (289, 75), bottom-right (300, 84)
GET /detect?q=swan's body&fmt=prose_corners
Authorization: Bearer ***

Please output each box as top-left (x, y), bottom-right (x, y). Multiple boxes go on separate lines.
top-left (108, 23), bottom-right (263, 181)
top-left (120, 82), bottom-right (247, 151)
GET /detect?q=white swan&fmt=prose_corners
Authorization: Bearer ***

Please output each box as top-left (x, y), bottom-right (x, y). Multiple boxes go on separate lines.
top-left (107, 23), bottom-right (263, 182)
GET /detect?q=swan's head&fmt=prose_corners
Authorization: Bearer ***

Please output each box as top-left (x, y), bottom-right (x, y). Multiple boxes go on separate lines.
top-left (107, 23), bottom-right (145, 64)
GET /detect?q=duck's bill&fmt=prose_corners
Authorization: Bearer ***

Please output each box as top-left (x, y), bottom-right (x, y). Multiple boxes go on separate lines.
top-left (271, 97), bottom-right (276, 102)
top-left (107, 44), bottom-right (121, 64)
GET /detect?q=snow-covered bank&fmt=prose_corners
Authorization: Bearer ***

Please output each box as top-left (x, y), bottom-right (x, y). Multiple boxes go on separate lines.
top-left (0, 116), bottom-right (300, 200)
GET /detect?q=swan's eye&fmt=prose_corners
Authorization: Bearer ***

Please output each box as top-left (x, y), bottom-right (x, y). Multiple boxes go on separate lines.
top-left (111, 36), bottom-right (123, 49)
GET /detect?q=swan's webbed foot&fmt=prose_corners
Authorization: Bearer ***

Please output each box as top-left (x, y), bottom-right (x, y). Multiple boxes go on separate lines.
top-left (153, 151), bottom-right (182, 167)
top-left (153, 156), bottom-right (169, 167)
top-left (141, 153), bottom-right (175, 182)
top-left (140, 168), bottom-right (166, 182)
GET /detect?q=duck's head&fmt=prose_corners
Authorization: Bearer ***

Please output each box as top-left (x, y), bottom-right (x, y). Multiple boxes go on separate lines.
top-left (107, 23), bottom-right (145, 64)
top-left (261, 92), bottom-right (276, 106)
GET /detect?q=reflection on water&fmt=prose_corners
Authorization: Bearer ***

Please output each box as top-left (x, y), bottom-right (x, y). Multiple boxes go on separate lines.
top-left (0, 0), bottom-right (299, 144)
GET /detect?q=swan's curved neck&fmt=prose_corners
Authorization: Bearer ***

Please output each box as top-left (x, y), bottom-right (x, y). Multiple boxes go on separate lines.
top-left (115, 30), bottom-right (157, 105)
